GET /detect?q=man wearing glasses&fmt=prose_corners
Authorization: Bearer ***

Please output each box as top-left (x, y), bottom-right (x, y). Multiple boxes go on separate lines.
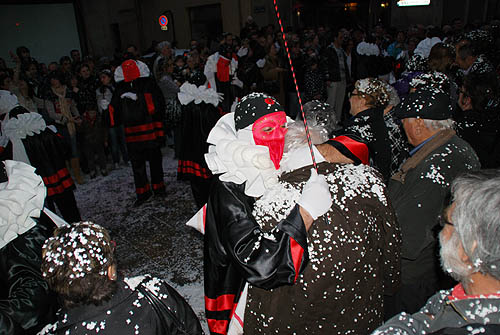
top-left (386, 88), bottom-right (480, 317)
top-left (372, 170), bottom-right (500, 334)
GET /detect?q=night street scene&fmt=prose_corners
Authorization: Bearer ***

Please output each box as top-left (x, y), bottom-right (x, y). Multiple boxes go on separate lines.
top-left (1, 0), bottom-right (500, 334)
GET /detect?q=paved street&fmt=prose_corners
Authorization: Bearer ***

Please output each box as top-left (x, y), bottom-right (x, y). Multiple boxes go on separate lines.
top-left (73, 147), bottom-right (207, 331)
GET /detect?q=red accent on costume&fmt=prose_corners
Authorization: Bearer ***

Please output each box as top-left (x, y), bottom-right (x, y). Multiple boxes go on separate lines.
top-left (144, 93), bottom-right (155, 115)
top-left (205, 294), bottom-right (236, 312)
top-left (252, 111), bottom-right (288, 170)
top-left (448, 283), bottom-right (500, 301)
top-left (136, 184), bottom-right (151, 194)
top-left (216, 56), bottom-right (231, 82)
top-left (289, 236), bottom-right (304, 283)
top-left (203, 204), bottom-right (207, 233)
top-left (122, 59), bottom-right (141, 82)
top-left (264, 98), bottom-right (275, 105)
top-left (108, 105), bottom-right (115, 127)
top-left (177, 160), bottom-right (212, 179)
top-left (152, 181), bottom-right (165, 190)
top-left (43, 168), bottom-right (75, 196)
top-left (207, 319), bottom-right (229, 335)
top-left (331, 135), bottom-right (370, 165)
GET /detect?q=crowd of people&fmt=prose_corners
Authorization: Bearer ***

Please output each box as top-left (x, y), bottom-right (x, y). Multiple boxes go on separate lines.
top-left (1, 13), bottom-right (500, 335)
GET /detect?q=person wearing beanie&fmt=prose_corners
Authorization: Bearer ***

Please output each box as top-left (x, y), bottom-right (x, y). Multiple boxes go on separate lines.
top-left (385, 88), bottom-right (480, 318)
top-left (108, 59), bottom-right (166, 207)
top-left (203, 92), bottom-right (332, 335)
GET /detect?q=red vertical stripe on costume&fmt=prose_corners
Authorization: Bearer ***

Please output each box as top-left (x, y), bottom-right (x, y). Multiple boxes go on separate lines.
top-left (207, 319), bottom-right (229, 335)
top-left (289, 236), bottom-right (304, 283)
top-left (202, 204), bottom-right (207, 233)
top-left (205, 294), bottom-right (235, 311)
top-left (144, 93), bottom-right (155, 115)
top-left (216, 56), bottom-right (231, 82)
top-left (109, 105), bottom-right (115, 127)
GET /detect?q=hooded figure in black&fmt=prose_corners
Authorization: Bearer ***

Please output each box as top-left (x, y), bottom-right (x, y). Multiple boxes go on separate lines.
top-left (108, 59), bottom-right (166, 206)
top-left (0, 105), bottom-right (81, 223)
top-left (177, 71), bottom-right (223, 209)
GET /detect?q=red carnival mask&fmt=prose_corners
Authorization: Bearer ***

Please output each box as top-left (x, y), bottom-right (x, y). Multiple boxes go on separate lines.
top-left (252, 111), bottom-right (288, 170)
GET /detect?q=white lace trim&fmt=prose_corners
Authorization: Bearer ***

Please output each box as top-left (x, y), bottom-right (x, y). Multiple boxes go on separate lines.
top-left (0, 160), bottom-right (46, 249)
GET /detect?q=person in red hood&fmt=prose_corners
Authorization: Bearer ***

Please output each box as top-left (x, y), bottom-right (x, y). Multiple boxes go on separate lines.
top-left (108, 59), bottom-right (166, 207)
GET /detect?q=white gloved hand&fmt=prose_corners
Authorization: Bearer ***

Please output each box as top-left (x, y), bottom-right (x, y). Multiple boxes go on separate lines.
top-left (99, 99), bottom-right (110, 110)
top-left (297, 169), bottom-right (332, 220)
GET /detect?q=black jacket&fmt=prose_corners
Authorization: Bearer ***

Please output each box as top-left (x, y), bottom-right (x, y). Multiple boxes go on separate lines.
top-left (0, 213), bottom-right (58, 335)
top-left (321, 45), bottom-right (350, 83)
top-left (38, 276), bottom-right (202, 335)
top-left (109, 77), bottom-right (166, 156)
top-left (204, 178), bottom-right (309, 335)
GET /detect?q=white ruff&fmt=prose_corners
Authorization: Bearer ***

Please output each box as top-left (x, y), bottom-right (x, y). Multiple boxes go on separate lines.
top-left (0, 160), bottom-right (46, 249)
top-left (205, 113), bottom-right (279, 198)
top-left (177, 82), bottom-right (223, 107)
top-left (3, 112), bottom-right (47, 164)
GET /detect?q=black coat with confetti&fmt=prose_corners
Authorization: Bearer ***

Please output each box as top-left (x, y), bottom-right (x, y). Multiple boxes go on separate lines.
top-left (245, 162), bottom-right (401, 335)
top-left (38, 276), bottom-right (202, 335)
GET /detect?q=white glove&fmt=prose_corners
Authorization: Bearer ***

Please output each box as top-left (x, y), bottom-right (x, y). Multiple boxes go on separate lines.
top-left (99, 99), bottom-right (110, 110)
top-left (297, 169), bottom-right (332, 220)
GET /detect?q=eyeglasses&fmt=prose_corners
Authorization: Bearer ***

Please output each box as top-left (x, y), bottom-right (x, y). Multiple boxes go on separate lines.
top-left (438, 214), bottom-right (454, 227)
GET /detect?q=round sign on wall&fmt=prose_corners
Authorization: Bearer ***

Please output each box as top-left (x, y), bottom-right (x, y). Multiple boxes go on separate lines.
top-left (159, 15), bottom-right (168, 30)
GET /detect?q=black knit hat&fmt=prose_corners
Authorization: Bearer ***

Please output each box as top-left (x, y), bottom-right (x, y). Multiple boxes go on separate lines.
top-left (394, 88), bottom-right (453, 120)
top-left (234, 93), bottom-right (285, 130)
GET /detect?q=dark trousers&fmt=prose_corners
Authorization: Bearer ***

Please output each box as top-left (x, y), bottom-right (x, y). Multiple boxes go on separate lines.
top-left (130, 146), bottom-right (165, 199)
top-left (83, 141), bottom-right (107, 172)
top-left (46, 189), bottom-right (81, 223)
top-left (190, 177), bottom-right (213, 210)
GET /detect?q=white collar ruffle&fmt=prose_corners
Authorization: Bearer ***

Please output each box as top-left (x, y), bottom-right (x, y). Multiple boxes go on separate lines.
top-left (178, 82), bottom-right (223, 107)
top-left (0, 160), bottom-right (46, 249)
top-left (3, 112), bottom-right (46, 164)
top-left (204, 113), bottom-right (279, 197)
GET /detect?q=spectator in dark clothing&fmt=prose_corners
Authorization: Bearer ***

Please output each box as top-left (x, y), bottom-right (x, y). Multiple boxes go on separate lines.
top-left (303, 56), bottom-right (325, 103)
top-left (455, 72), bottom-right (500, 168)
top-left (80, 104), bottom-right (107, 178)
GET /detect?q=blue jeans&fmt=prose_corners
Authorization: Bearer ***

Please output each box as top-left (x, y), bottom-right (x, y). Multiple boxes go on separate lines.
top-left (108, 125), bottom-right (129, 163)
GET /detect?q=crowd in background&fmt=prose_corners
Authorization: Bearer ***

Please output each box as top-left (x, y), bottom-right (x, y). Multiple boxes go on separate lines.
top-left (1, 13), bottom-right (500, 335)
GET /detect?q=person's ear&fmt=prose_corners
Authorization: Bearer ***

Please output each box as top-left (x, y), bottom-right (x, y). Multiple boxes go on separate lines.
top-left (107, 264), bottom-right (117, 281)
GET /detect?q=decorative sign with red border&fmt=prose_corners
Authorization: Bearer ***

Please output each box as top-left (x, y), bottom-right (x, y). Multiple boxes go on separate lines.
top-left (159, 15), bottom-right (168, 30)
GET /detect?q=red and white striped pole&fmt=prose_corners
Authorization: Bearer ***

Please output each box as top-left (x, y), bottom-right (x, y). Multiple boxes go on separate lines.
top-left (273, 0), bottom-right (317, 170)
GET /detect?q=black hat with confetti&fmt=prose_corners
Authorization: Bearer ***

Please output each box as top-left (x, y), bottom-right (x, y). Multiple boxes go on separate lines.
top-left (234, 93), bottom-right (285, 130)
top-left (394, 88), bottom-right (453, 120)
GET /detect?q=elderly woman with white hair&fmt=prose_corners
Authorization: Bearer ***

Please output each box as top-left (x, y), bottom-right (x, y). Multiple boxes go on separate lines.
top-left (322, 78), bottom-right (409, 181)
top-left (372, 169), bottom-right (500, 334)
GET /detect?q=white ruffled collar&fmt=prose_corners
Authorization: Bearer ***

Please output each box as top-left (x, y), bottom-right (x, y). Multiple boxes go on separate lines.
top-left (2, 112), bottom-right (47, 164)
top-left (0, 160), bottom-right (46, 249)
top-left (178, 82), bottom-right (223, 107)
top-left (204, 113), bottom-right (279, 197)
